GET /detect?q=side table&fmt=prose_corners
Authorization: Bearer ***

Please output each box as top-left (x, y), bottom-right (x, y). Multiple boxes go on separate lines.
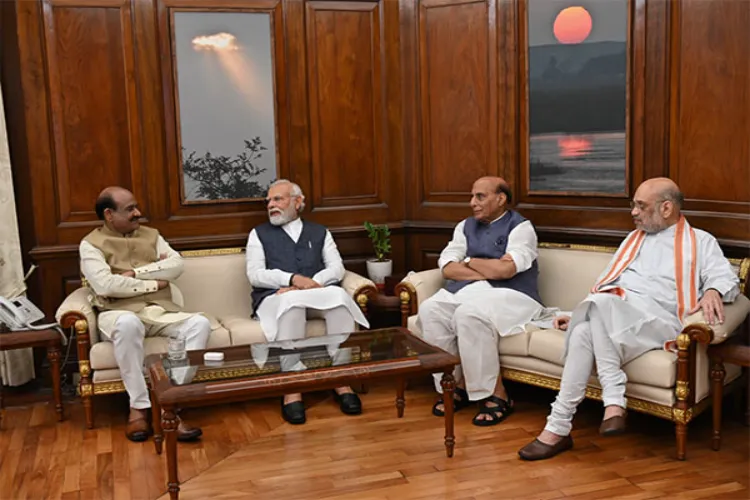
top-left (0, 327), bottom-right (65, 425)
top-left (367, 274), bottom-right (407, 329)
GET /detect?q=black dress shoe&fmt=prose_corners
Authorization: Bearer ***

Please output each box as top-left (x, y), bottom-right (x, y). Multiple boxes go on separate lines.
top-left (281, 399), bottom-right (306, 425)
top-left (333, 391), bottom-right (362, 415)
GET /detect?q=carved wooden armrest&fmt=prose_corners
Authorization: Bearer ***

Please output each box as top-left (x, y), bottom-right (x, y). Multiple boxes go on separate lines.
top-left (393, 281), bottom-right (417, 328)
top-left (394, 269), bottom-right (444, 328)
top-left (341, 270), bottom-right (378, 318)
top-left (673, 323), bottom-right (714, 422)
top-left (56, 288), bottom-right (98, 393)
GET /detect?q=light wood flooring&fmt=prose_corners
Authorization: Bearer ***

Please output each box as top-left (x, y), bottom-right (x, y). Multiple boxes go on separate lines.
top-left (1, 379), bottom-right (748, 500)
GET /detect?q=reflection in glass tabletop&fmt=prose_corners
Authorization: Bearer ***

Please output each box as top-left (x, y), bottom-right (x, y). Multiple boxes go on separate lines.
top-left (161, 328), bottom-right (430, 386)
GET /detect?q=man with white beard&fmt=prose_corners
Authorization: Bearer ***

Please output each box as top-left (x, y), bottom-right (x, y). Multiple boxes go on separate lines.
top-left (245, 179), bottom-right (369, 424)
top-left (518, 177), bottom-right (740, 461)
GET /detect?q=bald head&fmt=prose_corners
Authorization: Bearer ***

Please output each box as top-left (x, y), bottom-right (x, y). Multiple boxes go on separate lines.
top-left (95, 186), bottom-right (142, 234)
top-left (638, 177), bottom-right (683, 209)
top-left (631, 177), bottom-right (683, 233)
top-left (470, 176), bottom-right (512, 223)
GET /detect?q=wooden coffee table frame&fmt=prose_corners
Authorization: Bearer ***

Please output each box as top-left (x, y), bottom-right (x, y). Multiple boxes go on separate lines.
top-left (146, 328), bottom-right (459, 500)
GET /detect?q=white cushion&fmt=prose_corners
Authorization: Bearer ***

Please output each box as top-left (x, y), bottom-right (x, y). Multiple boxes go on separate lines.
top-left (536, 247), bottom-right (614, 310)
top-left (527, 328), bottom-right (678, 389)
top-left (89, 327), bottom-right (231, 371)
top-left (174, 252), bottom-right (253, 320)
top-left (223, 316), bottom-right (328, 346)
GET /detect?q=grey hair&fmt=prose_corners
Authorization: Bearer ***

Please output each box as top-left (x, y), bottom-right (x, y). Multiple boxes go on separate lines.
top-left (659, 186), bottom-right (684, 210)
top-left (269, 179), bottom-right (306, 212)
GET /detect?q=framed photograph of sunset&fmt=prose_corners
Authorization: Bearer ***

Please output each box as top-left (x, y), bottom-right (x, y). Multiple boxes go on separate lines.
top-left (526, 0), bottom-right (628, 195)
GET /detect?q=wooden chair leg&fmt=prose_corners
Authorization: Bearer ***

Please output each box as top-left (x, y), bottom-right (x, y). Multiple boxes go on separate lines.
top-left (82, 390), bottom-right (94, 429)
top-left (675, 421), bottom-right (687, 460)
top-left (711, 360), bottom-right (726, 451)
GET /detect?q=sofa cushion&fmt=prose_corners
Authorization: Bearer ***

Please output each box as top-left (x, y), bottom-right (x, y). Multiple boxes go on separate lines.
top-left (89, 327), bottom-right (231, 370)
top-left (537, 247), bottom-right (614, 311)
top-left (174, 251), bottom-right (253, 320)
top-left (407, 314), bottom-right (530, 356)
top-left (527, 328), bottom-right (679, 389)
top-left (223, 316), bottom-right (328, 346)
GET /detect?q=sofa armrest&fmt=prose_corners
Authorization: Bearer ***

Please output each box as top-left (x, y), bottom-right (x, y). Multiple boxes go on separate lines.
top-left (55, 287), bottom-right (98, 398)
top-left (682, 294), bottom-right (750, 345)
top-left (341, 270), bottom-right (378, 318)
top-left (394, 269), bottom-right (444, 328)
top-left (55, 287), bottom-right (99, 345)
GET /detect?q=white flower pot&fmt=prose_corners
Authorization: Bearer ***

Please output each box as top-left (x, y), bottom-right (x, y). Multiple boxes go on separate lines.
top-left (366, 259), bottom-right (392, 284)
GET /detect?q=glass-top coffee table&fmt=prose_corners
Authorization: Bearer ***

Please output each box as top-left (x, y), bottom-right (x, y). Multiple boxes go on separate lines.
top-left (146, 327), bottom-right (460, 500)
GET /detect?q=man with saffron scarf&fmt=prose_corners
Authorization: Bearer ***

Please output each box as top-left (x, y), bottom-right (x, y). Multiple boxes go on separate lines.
top-left (518, 178), bottom-right (740, 461)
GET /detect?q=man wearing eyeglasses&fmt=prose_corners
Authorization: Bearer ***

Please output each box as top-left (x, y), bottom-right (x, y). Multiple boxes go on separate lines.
top-left (245, 179), bottom-right (369, 424)
top-left (518, 177), bottom-right (740, 461)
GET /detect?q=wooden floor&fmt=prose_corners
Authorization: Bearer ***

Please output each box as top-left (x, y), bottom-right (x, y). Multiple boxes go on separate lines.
top-left (1, 379), bottom-right (748, 500)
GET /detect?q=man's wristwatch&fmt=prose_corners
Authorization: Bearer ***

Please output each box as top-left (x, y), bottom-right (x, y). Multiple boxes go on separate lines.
top-left (463, 257), bottom-right (471, 265)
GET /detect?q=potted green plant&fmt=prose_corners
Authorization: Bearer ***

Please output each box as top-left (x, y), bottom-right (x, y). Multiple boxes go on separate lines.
top-left (364, 221), bottom-right (392, 286)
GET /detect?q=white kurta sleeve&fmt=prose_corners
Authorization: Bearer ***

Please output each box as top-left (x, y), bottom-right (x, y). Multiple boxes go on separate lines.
top-left (80, 240), bottom-right (159, 298)
top-left (245, 229), bottom-right (294, 289)
top-left (698, 233), bottom-right (740, 302)
top-left (438, 220), bottom-right (468, 270)
top-left (312, 230), bottom-right (345, 286)
top-left (132, 236), bottom-right (184, 281)
top-left (505, 221), bottom-right (539, 274)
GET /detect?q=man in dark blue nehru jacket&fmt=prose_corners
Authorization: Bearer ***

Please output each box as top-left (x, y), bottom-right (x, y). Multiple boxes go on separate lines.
top-left (245, 179), bottom-right (369, 425)
top-left (418, 176), bottom-right (544, 427)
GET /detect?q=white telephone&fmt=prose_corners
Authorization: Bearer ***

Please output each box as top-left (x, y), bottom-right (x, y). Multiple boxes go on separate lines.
top-left (0, 296), bottom-right (50, 331)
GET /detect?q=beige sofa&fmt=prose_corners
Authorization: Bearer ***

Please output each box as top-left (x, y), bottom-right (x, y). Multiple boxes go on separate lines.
top-left (55, 248), bottom-right (377, 428)
top-left (395, 243), bottom-right (750, 460)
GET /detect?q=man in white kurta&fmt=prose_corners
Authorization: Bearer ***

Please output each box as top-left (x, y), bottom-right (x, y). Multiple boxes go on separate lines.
top-left (245, 179), bottom-right (369, 425)
top-left (518, 178), bottom-right (740, 461)
top-left (80, 187), bottom-right (210, 442)
top-left (418, 176), bottom-right (544, 426)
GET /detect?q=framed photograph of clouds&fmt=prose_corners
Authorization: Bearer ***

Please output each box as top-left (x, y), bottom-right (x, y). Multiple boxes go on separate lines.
top-left (170, 11), bottom-right (279, 203)
top-left (525, 0), bottom-right (629, 195)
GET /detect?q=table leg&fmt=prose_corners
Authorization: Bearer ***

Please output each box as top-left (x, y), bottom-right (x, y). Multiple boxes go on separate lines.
top-left (163, 408), bottom-right (180, 499)
top-left (396, 378), bottom-right (405, 418)
top-left (441, 371), bottom-right (455, 458)
top-left (47, 345), bottom-right (63, 421)
top-left (710, 359), bottom-right (726, 451)
top-left (152, 389), bottom-right (163, 455)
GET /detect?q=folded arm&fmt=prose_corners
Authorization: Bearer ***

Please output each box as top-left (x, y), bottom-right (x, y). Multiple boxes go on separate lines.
top-left (132, 236), bottom-right (184, 281)
top-left (80, 241), bottom-right (160, 298)
top-left (438, 220), bottom-right (487, 281)
top-left (465, 220), bottom-right (538, 280)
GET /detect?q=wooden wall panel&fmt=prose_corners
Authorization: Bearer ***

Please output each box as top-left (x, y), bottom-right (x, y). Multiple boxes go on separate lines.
top-left (306, 0), bottom-right (383, 208)
top-left (2, 0), bottom-right (750, 325)
top-left (668, 0), bottom-right (750, 244)
top-left (43, 2), bottom-right (142, 225)
top-left (411, 0), bottom-right (496, 221)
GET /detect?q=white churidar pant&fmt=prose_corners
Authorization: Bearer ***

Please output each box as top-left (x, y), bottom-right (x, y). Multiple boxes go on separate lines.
top-left (104, 312), bottom-right (211, 409)
top-left (544, 311), bottom-right (627, 436)
top-left (417, 284), bottom-right (544, 401)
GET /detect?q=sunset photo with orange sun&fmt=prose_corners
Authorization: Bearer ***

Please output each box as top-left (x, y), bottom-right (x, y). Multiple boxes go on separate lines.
top-left (528, 0), bottom-right (627, 194)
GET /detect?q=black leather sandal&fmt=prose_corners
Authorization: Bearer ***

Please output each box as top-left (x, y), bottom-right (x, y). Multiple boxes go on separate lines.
top-left (281, 399), bottom-right (306, 425)
top-left (332, 390), bottom-right (362, 415)
top-left (472, 395), bottom-right (514, 427)
top-left (432, 387), bottom-right (471, 417)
